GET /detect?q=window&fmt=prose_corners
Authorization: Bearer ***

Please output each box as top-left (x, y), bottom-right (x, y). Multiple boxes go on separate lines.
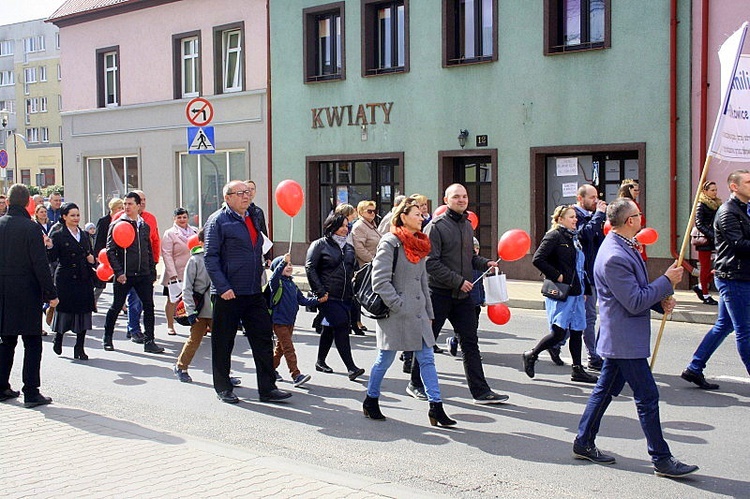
top-left (0, 100), bottom-right (15, 114)
top-left (443, 0), bottom-right (497, 66)
top-left (55, 32), bottom-right (60, 50)
top-left (24, 67), bottom-right (37, 83)
top-left (23, 35), bottom-right (45, 53)
top-left (41, 127), bottom-right (49, 143)
top-left (304, 3), bottom-right (345, 82)
top-left (59, 126), bottom-right (63, 143)
top-left (179, 150), bottom-right (246, 225)
top-left (57, 63), bottom-right (61, 80)
top-left (0, 40), bottom-right (13, 56)
top-left (86, 156), bottom-right (139, 221)
top-left (0, 71), bottom-right (13, 86)
top-left (545, 0), bottom-right (609, 54)
top-left (362, 0), bottom-right (408, 76)
top-left (41, 168), bottom-right (55, 186)
top-left (26, 98), bottom-right (38, 114)
top-left (26, 127), bottom-right (39, 143)
top-left (58, 95), bottom-right (62, 111)
top-left (213, 24), bottom-right (244, 94)
top-left (173, 32), bottom-right (201, 98)
top-left (21, 169), bottom-right (31, 186)
top-left (40, 97), bottom-right (47, 112)
top-left (39, 66), bottom-right (47, 82)
top-left (97, 47), bottom-right (120, 107)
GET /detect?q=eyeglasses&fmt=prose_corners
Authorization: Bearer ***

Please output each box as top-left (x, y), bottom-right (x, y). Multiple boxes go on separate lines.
top-left (228, 190), bottom-right (252, 197)
top-left (628, 212), bottom-right (643, 219)
top-left (365, 209), bottom-right (376, 214)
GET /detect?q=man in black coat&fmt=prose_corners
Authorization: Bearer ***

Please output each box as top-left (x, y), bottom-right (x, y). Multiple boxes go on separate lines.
top-left (0, 184), bottom-right (59, 408)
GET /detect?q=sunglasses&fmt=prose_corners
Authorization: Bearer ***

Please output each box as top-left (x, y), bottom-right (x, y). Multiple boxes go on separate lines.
top-left (365, 209), bottom-right (376, 214)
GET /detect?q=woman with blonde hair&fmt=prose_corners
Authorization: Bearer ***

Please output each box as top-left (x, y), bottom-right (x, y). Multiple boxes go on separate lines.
top-left (692, 181), bottom-right (721, 305)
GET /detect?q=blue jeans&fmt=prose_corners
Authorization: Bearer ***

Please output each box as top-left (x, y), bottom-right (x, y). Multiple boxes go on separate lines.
top-left (687, 278), bottom-right (750, 375)
top-left (367, 341), bottom-right (442, 402)
top-left (575, 358), bottom-right (671, 463)
top-left (127, 288), bottom-right (143, 335)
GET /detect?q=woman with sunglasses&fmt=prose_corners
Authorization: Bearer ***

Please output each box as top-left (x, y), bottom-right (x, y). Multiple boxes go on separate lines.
top-left (522, 205), bottom-right (598, 384)
top-left (350, 201), bottom-right (382, 335)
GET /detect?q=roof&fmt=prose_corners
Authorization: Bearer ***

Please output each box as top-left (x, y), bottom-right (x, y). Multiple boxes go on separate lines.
top-left (47, 0), bottom-right (180, 27)
top-left (49, 0), bottom-right (131, 20)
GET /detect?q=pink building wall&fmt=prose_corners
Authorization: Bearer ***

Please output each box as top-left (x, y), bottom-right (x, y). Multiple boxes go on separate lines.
top-left (59, 0), bottom-right (267, 111)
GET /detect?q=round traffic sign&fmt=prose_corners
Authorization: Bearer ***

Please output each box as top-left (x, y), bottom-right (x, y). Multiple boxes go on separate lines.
top-left (185, 97), bottom-right (214, 127)
top-left (0, 149), bottom-right (8, 169)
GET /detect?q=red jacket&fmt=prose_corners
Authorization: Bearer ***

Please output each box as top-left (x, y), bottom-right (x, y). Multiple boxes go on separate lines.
top-left (141, 211), bottom-right (160, 263)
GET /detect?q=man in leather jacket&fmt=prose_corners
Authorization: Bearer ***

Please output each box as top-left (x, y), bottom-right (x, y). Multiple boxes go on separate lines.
top-left (683, 169), bottom-right (750, 390)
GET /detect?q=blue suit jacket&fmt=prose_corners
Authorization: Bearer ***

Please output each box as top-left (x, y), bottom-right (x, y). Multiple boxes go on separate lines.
top-left (594, 234), bottom-right (673, 359)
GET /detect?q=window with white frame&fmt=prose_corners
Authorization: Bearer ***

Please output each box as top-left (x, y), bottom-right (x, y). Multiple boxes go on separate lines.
top-left (41, 127), bottom-right (49, 142)
top-left (86, 156), bottom-right (139, 221)
top-left (57, 63), bottom-right (61, 80)
top-left (0, 100), bottom-right (14, 113)
top-left (23, 35), bottom-right (45, 53)
top-left (39, 66), bottom-right (47, 81)
top-left (26, 98), bottom-right (38, 114)
top-left (24, 67), bottom-right (37, 83)
top-left (179, 150), bottom-right (246, 225)
top-left (59, 126), bottom-right (63, 142)
top-left (97, 47), bottom-right (120, 107)
top-left (214, 25), bottom-right (243, 94)
top-left (180, 35), bottom-right (200, 98)
top-left (0, 40), bottom-right (13, 56)
top-left (26, 127), bottom-right (39, 143)
top-left (40, 97), bottom-right (47, 112)
top-left (55, 32), bottom-right (60, 50)
top-left (57, 95), bottom-right (62, 111)
top-left (0, 70), bottom-right (14, 86)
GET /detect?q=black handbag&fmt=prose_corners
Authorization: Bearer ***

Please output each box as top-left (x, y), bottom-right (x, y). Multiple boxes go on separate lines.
top-left (541, 278), bottom-right (570, 301)
top-left (352, 244), bottom-right (398, 319)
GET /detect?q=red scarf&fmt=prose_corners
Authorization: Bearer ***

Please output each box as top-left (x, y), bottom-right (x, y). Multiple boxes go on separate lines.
top-left (392, 226), bottom-right (431, 263)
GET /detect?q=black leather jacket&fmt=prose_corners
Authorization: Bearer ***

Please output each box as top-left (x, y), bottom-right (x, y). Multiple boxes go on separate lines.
top-left (305, 236), bottom-right (356, 301)
top-left (694, 200), bottom-right (718, 252)
top-left (713, 196), bottom-right (750, 281)
top-left (532, 227), bottom-right (590, 296)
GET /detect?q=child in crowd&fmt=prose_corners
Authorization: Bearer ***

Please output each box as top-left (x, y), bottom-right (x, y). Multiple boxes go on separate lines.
top-left (269, 253), bottom-right (327, 387)
top-left (446, 238), bottom-right (485, 357)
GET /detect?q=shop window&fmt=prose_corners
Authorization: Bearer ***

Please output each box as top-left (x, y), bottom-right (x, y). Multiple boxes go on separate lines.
top-left (178, 150), bottom-right (246, 226)
top-left (544, 0), bottom-right (609, 55)
top-left (86, 156), bottom-right (139, 222)
top-left (304, 3), bottom-right (345, 82)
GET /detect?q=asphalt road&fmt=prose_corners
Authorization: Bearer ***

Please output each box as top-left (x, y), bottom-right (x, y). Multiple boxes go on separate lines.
top-left (22, 290), bottom-right (750, 498)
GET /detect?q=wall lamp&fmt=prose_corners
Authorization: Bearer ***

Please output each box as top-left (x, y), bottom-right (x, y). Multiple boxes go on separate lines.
top-left (458, 129), bottom-right (469, 149)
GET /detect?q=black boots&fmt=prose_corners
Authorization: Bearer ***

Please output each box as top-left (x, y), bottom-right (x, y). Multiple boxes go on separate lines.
top-left (53, 333), bottom-right (63, 355)
top-left (571, 365), bottom-right (598, 383)
top-left (74, 333), bottom-right (88, 360)
top-left (428, 402), bottom-right (457, 427)
top-left (363, 395), bottom-right (385, 420)
top-left (522, 351), bottom-right (537, 378)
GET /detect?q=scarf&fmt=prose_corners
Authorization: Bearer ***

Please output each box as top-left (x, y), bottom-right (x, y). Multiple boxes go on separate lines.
top-left (332, 234), bottom-right (348, 248)
top-left (391, 226), bottom-right (431, 263)
top-left (698, 193), bottom-right (721, 211)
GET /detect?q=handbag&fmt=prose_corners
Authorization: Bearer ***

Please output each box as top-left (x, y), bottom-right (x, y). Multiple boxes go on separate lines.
top-left (484, 268), bottom-right (509, 304)
top-left (351, 244), bottom-right (399, 319)
top-left (541, 278), bottom-right (570, 301)
top-left (691, 226), bottom-right (709, 247)
top-left (167, 278), bottom-right (183, 302)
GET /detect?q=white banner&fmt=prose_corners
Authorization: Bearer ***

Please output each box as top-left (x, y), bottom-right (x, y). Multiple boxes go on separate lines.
top-left (709, 22), bottom-right (750, 162)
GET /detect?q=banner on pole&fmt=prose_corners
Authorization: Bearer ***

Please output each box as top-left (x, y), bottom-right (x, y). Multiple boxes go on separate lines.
top-left (709, 22), bottom-right (750, 162)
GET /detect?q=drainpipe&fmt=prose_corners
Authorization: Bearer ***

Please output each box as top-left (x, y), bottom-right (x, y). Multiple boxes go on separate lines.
top-left (265, 0), bottom-right (274, 242)
top-left (699, 0), bottom-right (710, 163)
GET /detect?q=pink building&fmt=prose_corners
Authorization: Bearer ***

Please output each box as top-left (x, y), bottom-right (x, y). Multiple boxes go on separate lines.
top-left (49, 0), bottom-right (269, 230)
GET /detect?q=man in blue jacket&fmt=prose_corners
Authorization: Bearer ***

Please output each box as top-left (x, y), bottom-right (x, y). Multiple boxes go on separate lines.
top-left (204, 180), bottom-right (291, 404)
top-left (573, 198), bottom-right (698, 478)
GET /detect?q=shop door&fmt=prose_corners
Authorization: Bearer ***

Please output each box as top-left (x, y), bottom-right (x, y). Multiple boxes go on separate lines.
top-left (453, 156), bottom-right (493, 255)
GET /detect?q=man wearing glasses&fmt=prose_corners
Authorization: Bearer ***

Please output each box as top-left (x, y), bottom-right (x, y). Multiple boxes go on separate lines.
top-left (204, 180), bottom-right (291, 404)
top-left (573, 197), bottom-right (698, 478)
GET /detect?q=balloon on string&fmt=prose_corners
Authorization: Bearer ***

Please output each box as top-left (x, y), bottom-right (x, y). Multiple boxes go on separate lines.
top-left (603, 220), bottom-right (612, 235)
top-left (497, 229), bottom-right (531, 262)
top-left (466, 210), bottom-right (479, 230)
top-left (187, 233), bottom-right (200, 250)
top-left (635, 227), bottom-right (659, 245)
top-left (275, 179), bottom-right (304, 217)
top-left (96, 264), bottom-right (114, 281)
top-left (112, 221), bottom-right (135, 248)
top-left (97, 249), bottom-right (110, 268)
top-left (487, 303), bottom-right (511, 325)
top-left (433, 205), bottom-right (448, 218)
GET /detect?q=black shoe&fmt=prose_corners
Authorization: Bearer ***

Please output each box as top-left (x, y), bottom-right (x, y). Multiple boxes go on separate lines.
top-left (702, 296), bottom-right (718, 305)
top-left (433, 344), bottom-right (444, 354)
top-left (692, 284), bottom-right (704, 302)
top-left (363, 395), bottom-right (386, 420)
top-left (358, 324), bottom-right (369, 332)
top-left (681, 369), bottom-right (719, 390)
top-left (73, 347), bottom-right (89, 361)
top-left (53, 333), bottom-right (63, 355)
top-left (406, 382), bottom-right (428, 400)
top-left (428, 402), bottom-right (457, 427)
top-left (571, 365), bottom-right (598, 384)
top-left (24, 393), bottom-right (52, 409)
top-left (522, 351), bottom-right (537, 378)
top-left (260, 389), bottom-right (292, 402)
top-left (548, 347), bottom-right (564, 366)
top-left (653, 457), bottom-right (699, 478)
top-left (217, 390), bottom-right (239, 404)
top-left (144, 341), bottom-right (165, 354)
top-left (473, 391), bottom-right (509, 405)
top-left (573, 443), bottom-right (616, 464)
top-left (350, 325), bottom-right (365, 336)
top-left (348, 367), bottom-right (365, 381)
top-left (130, 332), bottom-right (145, 344)
top-left (102, 338), bottom-right (114, 351)
top-left (0, 388), bottom-right (20, 402)
top-left (315, 361), bottom-right (333, 373)
top-left (587, 359), bottom-right (603, 372)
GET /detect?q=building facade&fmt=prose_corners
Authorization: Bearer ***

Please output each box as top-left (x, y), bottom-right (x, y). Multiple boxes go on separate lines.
top-left (0, 19), bottom-right (62, 193)
top-left (49, 0), bottom-right (268, 230)
top-left (270, 0), bottom-right (694, 278)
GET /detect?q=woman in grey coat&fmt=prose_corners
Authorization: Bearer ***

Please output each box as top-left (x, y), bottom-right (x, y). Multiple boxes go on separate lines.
top-left (363, 199), bottom-right (456, 427)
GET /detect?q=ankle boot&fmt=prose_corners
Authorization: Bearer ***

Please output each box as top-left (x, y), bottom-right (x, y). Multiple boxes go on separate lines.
top-left (74, 333), bottom-right (88, 360)
top-left (363, 395), bottom-right (386, 420)
top-left (428, 402), bottom-right (457, 427)
top-left (571, 365), bottom-right (598, 384)
top-left (53, 333), bottom-right (63, 355)
top-left (522, 351), bottom-right (537, 378)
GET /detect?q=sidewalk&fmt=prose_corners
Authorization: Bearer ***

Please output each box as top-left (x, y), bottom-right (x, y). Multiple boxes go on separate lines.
top-left (0, 401), bottom-right (434, 499)
top-left (289, 269), bottom-right (719, 326)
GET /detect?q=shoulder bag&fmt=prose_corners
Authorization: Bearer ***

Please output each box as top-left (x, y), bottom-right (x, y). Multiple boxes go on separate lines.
top-left (352, 243), bottom-right (399, 319)
top-left (691, 226), bottom-right (708, 247)
top-left (541, 278), bottom-right (570, 301)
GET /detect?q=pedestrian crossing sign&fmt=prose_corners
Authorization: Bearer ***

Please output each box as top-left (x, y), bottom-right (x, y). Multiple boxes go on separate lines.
top-left (187, 126), bottom-right (215, 155)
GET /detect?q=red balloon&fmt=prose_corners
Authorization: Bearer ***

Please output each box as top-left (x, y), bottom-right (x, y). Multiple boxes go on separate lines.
top-left (635, 227), bottom-right (659, 245)
top-left (497, 229), bottom-right (531, 262)
top-left (112, 221), bottom-right (135, 248)
top-left (97, 249), bottom-right (110, 267)
top-left (187, 233), bottom-right (200, 250)
top-left (487, 303), bottom-right (511, 325)
top-left (603, 220), bottom-right (612, 235)
top-left (275, 179), bottom-right (304, 217)
top-left (433, 205), bottom-right (448, 218)
top-left (96, 264), bottom-right (114, 281)
top-left (26, 200), bottom-right (35, 217)
top-left (466, 210), bottom-right (479, 230)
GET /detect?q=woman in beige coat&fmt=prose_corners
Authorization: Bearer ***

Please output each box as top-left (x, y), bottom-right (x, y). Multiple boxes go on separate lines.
top-left (362, 198), bottom-right (456, 427)
top-left (350, 200), bottom-right (382, 334)
top-left (161, 208), bottom-right (197, 335)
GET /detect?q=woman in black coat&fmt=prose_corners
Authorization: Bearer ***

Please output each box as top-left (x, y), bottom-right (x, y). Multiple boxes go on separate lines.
top-left (305, 213), bottom-right (365, 381)
top-left (693, 180), bottom-right (721, 305)
top-left (48, 203), bottom-right (96, 360)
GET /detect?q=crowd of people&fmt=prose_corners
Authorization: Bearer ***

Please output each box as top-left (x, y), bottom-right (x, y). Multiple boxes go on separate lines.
top-left (5, 170), bottom-right (750, 478)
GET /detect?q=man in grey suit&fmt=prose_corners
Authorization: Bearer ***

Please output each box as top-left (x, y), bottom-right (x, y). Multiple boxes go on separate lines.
top-left (572, 198), bottom-right (699, 478)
